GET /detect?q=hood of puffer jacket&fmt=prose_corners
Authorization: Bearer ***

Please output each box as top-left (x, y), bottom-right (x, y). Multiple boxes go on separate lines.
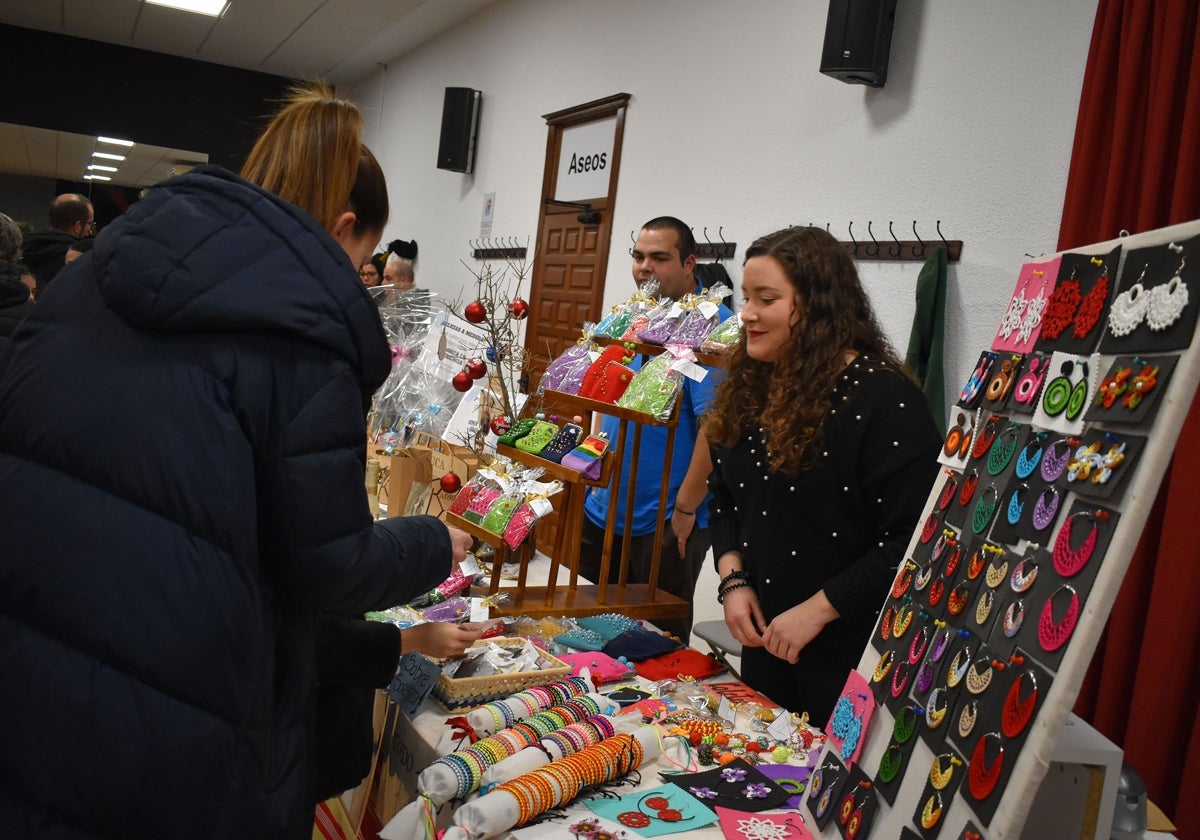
top-left (20, 230), bottom-right (77, 266)
top-left (92, 165), bottom-right (391, 392)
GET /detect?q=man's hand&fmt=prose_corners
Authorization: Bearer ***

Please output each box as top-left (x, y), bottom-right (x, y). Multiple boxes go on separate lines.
top-left (671, 510), bottom-right (695, 555)
top-left (761, 591), bottom-right (839, 664)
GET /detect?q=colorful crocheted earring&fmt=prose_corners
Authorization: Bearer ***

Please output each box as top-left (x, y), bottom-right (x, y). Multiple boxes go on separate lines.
top-left (968, 732), bottom-right (1005, 800)
top-left (1108, 264), bottom-right (1149, 336)
top-left (1038, 585), bottom-right (1080, 652)
top-left (1052, 511), bottom-right (1102, 577)
top-left (1013, 354), bottom-right (1047, 407)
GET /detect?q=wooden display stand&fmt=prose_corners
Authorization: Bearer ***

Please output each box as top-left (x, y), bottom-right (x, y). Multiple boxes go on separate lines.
top-left (469, 387), bottom-right (689, 623)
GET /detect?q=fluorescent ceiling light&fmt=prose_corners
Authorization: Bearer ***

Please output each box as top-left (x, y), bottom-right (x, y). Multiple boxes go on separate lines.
top-left (93, 152), bottom-right (126, 161)
top-left (97, 136), bottom-right (135, 147)
top-left (144, 0), bottom-right (229, 16)
top-left (88, 164), bottom-right (119, 172)
top-left (84, 174), bottom-right (112, 181)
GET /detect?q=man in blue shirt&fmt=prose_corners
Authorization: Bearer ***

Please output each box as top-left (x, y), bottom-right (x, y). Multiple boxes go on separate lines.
top-left (579, 216), bottom-right (732, 642)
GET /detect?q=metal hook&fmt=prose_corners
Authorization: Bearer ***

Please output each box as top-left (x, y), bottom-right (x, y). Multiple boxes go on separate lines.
top-left (848, 221), bottom-right (858, 254)
top-left (888, 221), bottom-right (902, 257)
top-left (867, 221), bottom-right (880, 257)
top-left (716, 226), bottom-right (727, 262)
top-left (936, 221), bottom-right (949, 249)
top-left (826, 222), bottom-right (832, 234)
top-left (912, 221), bottom-right (926, 258)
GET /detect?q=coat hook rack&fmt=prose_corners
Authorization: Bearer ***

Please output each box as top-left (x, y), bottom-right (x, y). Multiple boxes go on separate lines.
top-left (472, 235), bottom-right (529, 261)
top-left (695, 225), bottom-right (736, 261)
top-left (836, 219), bottom-right (963, 262)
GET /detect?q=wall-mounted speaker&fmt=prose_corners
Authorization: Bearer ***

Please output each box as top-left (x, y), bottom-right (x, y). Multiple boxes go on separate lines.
top-left (819, 0), bottom-right (898, 88)
top-left (437, 87), bottom-right (481, 173)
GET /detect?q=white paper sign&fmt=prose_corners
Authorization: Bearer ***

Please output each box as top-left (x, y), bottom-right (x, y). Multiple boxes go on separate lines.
top-left (480, 192), bottom-right (495, 238)
top-left (767, 710), bottom-right (798, 741)
top-left (469, 597), bottom-right (490, 622)
top-left (718, 694), bottom-right (736, 724)
top-left (554, 116), bottom-right (616, 202)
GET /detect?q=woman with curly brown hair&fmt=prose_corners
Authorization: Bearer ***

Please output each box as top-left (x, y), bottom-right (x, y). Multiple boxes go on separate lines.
top-left (707, 226), bottom-right (941, 721)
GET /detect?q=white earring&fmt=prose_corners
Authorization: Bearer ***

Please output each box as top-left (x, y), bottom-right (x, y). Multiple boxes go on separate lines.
top-left (1107, 266), bottom-right (1149, 336)
top-left (1146, 259), bottom-right (1189, 331)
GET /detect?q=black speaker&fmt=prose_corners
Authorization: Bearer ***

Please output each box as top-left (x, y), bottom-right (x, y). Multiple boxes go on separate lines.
top-left (819, 0), bottom-right (898, 87)
top-left (437, 87), bottom-right (481, 173)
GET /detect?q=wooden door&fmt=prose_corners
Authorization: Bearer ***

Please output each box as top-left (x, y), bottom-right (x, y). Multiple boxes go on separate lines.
top-left (523, 94), bottom-right (630, 559)
top-left (524, 93), bottom-right (630, 390)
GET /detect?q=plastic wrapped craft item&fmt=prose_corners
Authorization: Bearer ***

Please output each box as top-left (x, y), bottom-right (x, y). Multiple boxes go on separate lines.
top-left (539, 340), bottom-right (594, 395)
top-left (481, 493), bottom-right (522, 534)
top-left (463, 487), bottom-right (502, 525)
top-left (616, 353), bottom-right (682, 421)
top-left (593, 362), bottom-right (636, 404)
top-left (503, 494), bottom-right (557, 548)
top-left (701, 313), bottom-right (742, 353)
top-left (598, 306), bottom-right (639, 339)
top-left (636, 299), bottom-right (686, 345)
top-left (577, 345), bottom-right (634, 399)
top-left (671, 283), bottom-right (731, 348)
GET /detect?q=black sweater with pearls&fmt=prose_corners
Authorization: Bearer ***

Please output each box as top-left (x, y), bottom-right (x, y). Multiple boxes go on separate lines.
top-left (708, 357), bottom-right (941, 659)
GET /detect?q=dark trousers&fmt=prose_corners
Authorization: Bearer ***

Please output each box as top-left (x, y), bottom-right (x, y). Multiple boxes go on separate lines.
top-left (578, 516), bottom-right (710, 643)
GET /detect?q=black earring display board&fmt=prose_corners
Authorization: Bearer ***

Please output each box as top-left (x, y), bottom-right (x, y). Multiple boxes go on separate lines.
top-left (1056, 430), bottom-right (1146, 500)
top-left (1035, 246), bottom-right (1123, 355)
top-left (956, 352), bottom-right (1000, 411)
top-left (980, 354), bottom-right (1024, 412)
top-left (1084, 353), bottom-right (1178, 425)
top-left (911, 745), bottom-right (967, 840)
top-left (1099, 233), bottom-right (1200, 353)
top-left (823, 220), bottom-right (1200, 840)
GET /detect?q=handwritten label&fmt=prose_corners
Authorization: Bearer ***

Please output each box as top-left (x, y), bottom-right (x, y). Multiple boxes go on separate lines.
top-left (670, 358), bottom-right (708, 382)
top-left (469, 597), bottom-right (490, 622)
top-left (459, 554), bottom-right (482, 577)
top-left (767, 710), bottom-right (798, 742)
top-left (698, 301), bottom-right (720, 319)
top-left (387, 652), bottom-right (442, 718)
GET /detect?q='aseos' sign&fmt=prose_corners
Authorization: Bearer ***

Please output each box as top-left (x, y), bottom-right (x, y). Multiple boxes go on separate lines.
top-left (554, 116), bottom-right (616, 203)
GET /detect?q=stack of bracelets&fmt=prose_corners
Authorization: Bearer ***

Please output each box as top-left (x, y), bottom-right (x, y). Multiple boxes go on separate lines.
top-left (717, 569), bottom-right (751, 605)
top-left (473, 677), bottom-right (592, 735)
top-left (495, 732), bottom-right (646, 826)
top-left (436, 697), bottom-right (607, 799)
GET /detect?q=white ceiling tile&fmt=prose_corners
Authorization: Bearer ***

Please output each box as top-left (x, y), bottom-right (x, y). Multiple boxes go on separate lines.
top-left (63, 0), bottom-right (141, 42)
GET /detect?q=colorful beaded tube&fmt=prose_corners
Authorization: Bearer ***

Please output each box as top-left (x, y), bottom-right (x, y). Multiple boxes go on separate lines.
top-left (495, 733), bottom-right (646, 826)
top-left (472, 677), bottom-right (592, 736)
top-left (435, 697), bottom-right (604, 799)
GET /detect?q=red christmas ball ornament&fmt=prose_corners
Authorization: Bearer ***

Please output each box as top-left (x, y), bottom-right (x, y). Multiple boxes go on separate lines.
top-left (439, 472), bottom-right (462, 494)
top-left (464, 301), bottom-right (487, 323)
top-left (451, 371), bottom-right (472, 392)
top-left (507, 298), bottom-right (529, 320)
top-left (465, 357), bottom-right (487, 380)
top-left (489, 415), bottom-right (513, 435)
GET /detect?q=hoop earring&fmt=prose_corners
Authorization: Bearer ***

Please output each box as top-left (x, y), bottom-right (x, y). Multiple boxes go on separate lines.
top-left (1052, 511), bottom-right (1100, 577)
top-left (1005, 484), bottom-right (1028, 525)
top-left (1032, 486), bottom-right (1061, 531)
top-left (1015, 432), bottom-right (1047, 479)
top-left (971, 484), bottom-right (999, 535)
top-left (1040, 438), bottom-right (1071, 482)
top-left (1038, 584), bottom-right (1080, 652)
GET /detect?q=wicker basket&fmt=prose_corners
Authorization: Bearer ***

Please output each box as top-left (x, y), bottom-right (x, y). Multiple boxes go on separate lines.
top-left (432, 637), bottom-right (571, 712)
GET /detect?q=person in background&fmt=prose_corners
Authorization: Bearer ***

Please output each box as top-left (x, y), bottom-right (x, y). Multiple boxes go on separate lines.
top-left (578, 216), bottom-right (732, 643)
top-left (707, 226), bottom-right (940, 722)
top-left (22, 193), bottom-right (94, 296)
top-left (359, 255), bottom-right (382, 286)
top-left (0, 212), bottom-right (35, 347)
top-left (384, 252), bottom-right (416, 291)
top-left (64, 237), bottom-right (94, 265)
top-left (0, 83), bottom-right (471, 839)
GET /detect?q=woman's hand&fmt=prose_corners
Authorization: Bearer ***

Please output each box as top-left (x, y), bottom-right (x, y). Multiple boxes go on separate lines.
top-left (723, 586), bottom-right (767, 648)
top-left (762, 590), bottom-right (839, 664)
top-left (403, 621), bottom-right (484, 659)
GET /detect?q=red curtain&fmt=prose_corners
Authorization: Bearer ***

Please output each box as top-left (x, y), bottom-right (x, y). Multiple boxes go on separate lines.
top-left (1059, 1), bottom-right (1200, 835)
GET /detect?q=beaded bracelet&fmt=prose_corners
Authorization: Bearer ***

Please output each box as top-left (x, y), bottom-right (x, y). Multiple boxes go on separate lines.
top-left (717, 580), bottom-right (751, 604)
top-left (719, 569), bottom-right (750, 588)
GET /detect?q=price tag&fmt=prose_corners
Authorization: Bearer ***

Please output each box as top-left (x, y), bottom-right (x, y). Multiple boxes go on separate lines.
top-left (459, 554), bottom-right (482, 578)
top-left (767, 710), bottom-right (798, 742)
top-left (469, 597), bottom-right (490, 622)
top-left (669, 358), bottom-right (709, 382)
top-left (698, 301), bottom-right (720, 319)
top-left (387, 652), bottom-right (442, 718)
top-left (717, 694), bottom-right (736, 725)
top-left (588, 349), bottom-right (601, 362)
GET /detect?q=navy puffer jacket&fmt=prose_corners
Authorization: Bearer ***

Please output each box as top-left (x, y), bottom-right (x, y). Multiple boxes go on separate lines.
top-left (0, 167), bottom-right (450, 838)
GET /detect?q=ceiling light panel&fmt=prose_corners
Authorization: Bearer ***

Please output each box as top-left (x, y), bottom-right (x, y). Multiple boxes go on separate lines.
top-left (144, 0), bottom-right (229, 16)
top-left (92, 152), bottom-right (126, 161)
top-left (97, 136), bottom-right (135, 147)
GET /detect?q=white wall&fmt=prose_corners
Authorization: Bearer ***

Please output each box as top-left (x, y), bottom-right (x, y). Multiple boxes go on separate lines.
top-left (350, 0), bottom-right (1098, 636)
